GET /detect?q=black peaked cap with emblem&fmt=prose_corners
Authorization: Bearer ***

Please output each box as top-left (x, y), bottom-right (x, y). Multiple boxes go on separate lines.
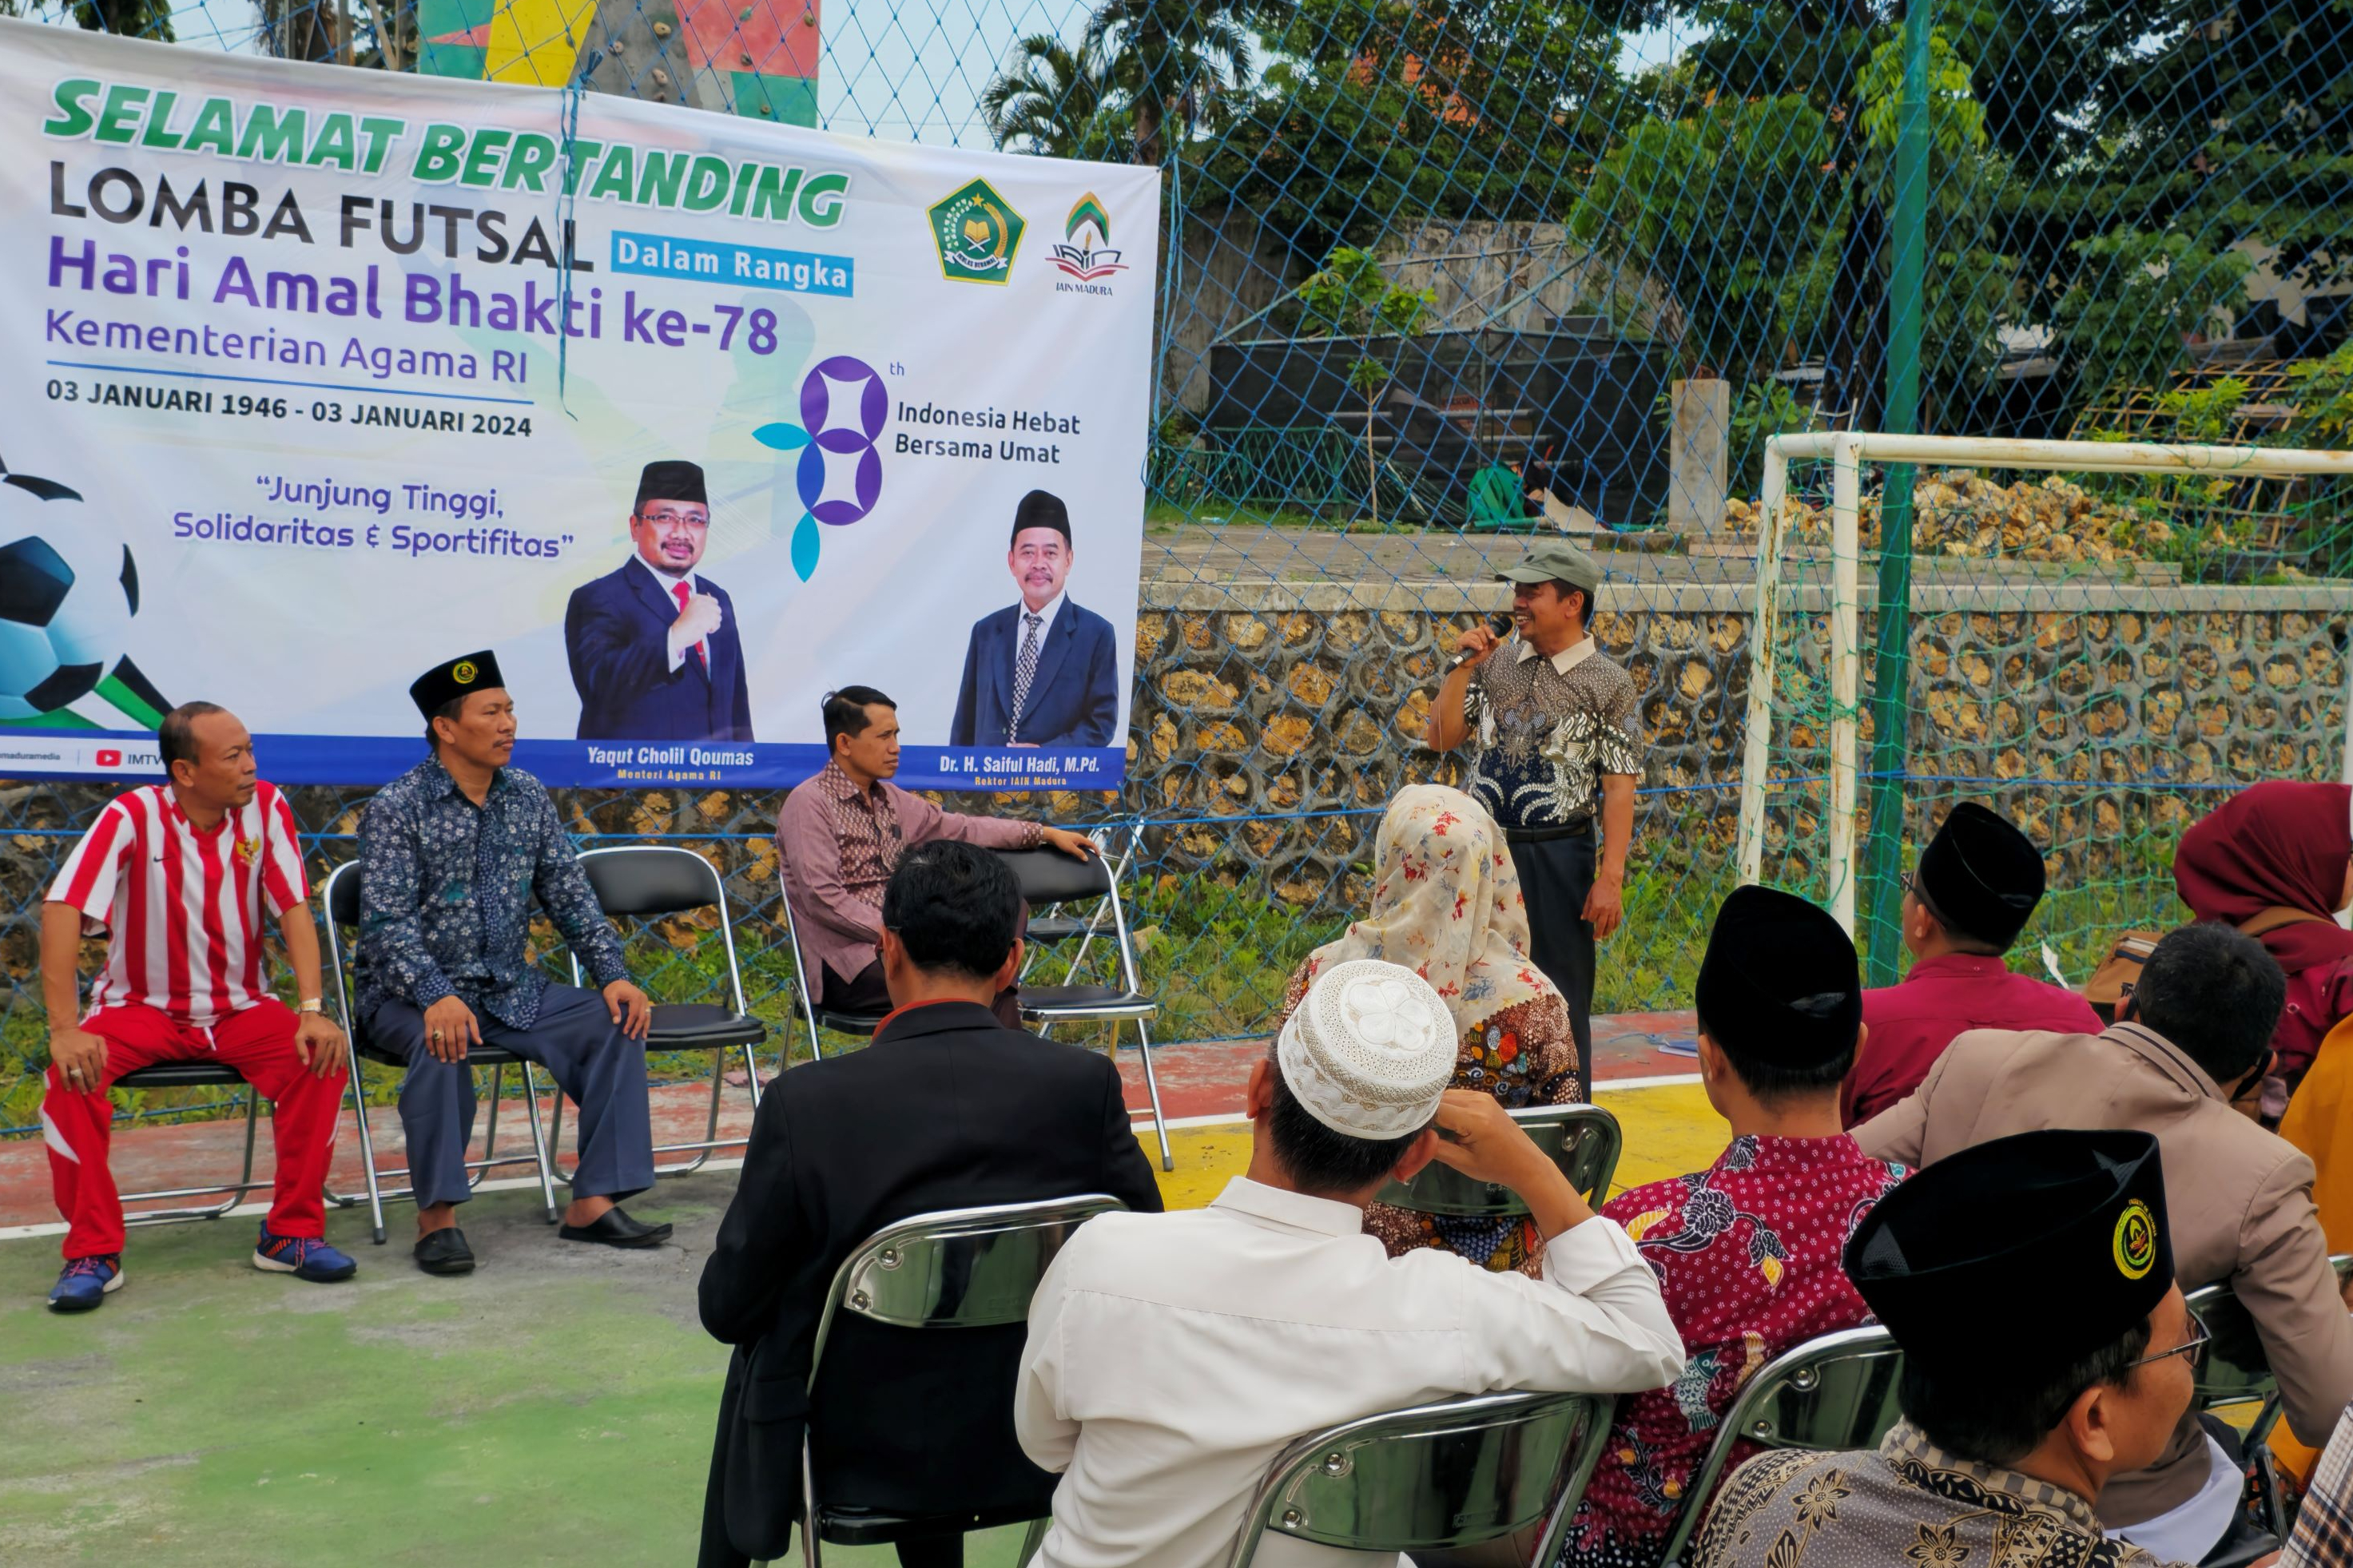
top-left (1916, 800), bottom-right (2047, 949)
top-left (409, 650), bottom-right (505, 718)
top-left (634, 460), bottom-right (707, 510)
top-left (1011, 489), bottom-right (1071, 546)
top-left (1694, 884), bottom-right (1861, 1069)
top-left (1845, 1127), bottom-right (2173, 1374)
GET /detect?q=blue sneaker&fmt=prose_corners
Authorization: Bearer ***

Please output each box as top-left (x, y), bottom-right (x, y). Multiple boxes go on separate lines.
top-left (49, 1254), bottom-right (123, 1312)
top-left (253, 1229), bottom-right (357, 1283)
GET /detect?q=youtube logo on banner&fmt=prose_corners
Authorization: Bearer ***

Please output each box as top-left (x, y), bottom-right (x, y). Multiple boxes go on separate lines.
top-left (94, 749), bottom-right (122, 768)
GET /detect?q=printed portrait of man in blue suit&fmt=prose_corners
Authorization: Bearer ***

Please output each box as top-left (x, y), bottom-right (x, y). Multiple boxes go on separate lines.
top-left (564, 460), bottom-right (755, 743)
top-left (949, 490), bottom-right (1120, 748)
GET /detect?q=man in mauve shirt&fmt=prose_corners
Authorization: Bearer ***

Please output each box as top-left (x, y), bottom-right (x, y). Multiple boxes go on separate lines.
top-left (1842, 800), bottom-right (2100, 1125)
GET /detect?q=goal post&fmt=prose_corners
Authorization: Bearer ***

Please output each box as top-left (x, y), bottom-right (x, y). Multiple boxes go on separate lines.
top-left (1733, 431), bottom-right (2353, 935)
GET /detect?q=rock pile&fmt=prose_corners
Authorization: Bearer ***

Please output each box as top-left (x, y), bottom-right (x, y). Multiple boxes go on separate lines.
top-left (1723, 470), bottom-right (2172, 563)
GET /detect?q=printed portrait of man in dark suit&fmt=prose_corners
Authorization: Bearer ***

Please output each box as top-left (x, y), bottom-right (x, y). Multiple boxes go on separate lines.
top-left (948, 490), bottom-right (1119, 748)
top-left (565, 460), bottom-right (754, 743)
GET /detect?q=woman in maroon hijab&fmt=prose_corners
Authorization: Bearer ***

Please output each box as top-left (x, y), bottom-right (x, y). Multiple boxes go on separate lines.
top-left (2175, 779), bottom-right (2353, 1082)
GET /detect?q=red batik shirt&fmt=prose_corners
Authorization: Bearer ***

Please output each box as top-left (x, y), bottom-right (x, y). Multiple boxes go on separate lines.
top-left (1560, 1134), bottom-right (1906, 1568)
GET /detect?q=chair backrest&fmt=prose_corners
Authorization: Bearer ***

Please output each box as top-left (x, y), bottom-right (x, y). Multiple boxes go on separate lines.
top-left (1377, 1104), bottom-right (1623, 1213)
top-left (569, 845), bottom-right (747, 1014)
top-left (993, 846), bottom-right (1116, 906)
top-left (2185, 1278), bottom-right (2275, 1419)
top-left (573, 844), bottom-right (725, 917)
top-left (807, 1194), bottom-right (1127, 1388)
top-left (326, 856), bottom-right (362, 928)
top-left (1227, 1390), bottom-right (1612, 1568)
top-left (1655, 1326), bottom-right (1904, 1566)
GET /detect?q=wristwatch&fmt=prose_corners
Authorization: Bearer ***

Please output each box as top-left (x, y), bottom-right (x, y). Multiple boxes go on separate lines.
top-left (298, 998), bottom-right (324, 1015)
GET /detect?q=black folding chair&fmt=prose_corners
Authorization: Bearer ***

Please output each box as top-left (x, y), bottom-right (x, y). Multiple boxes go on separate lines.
top-left (994, 840), bottom-right (1171, 1170)
top-left (777, 883), bottom-right (886, 1061)
top-left (801, 1194), bottom-right (1130, 1567)
top-left (1226, 1388), bottom-right (1613, 1568)
top-left (554, 845), bottom-right (768, 1177)
top-left (107, 1059), bottom-right (266, 1227)
top-left (320, 859), bottom-right (558, 1245)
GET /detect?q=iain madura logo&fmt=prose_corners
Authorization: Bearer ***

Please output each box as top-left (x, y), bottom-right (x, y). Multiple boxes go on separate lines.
top-left (928, 179), bottom-right (1025, 284)
top-left (1051, 193), bottom-right (1128, 287)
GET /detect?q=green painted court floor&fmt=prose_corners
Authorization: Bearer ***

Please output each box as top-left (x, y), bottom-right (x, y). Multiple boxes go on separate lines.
top-left (0, 1084), bottom-right (1723, 1564)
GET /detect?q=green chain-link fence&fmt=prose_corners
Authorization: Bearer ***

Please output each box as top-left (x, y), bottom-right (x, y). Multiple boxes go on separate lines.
top-left (2, 0), bottom-right (2351, 1130)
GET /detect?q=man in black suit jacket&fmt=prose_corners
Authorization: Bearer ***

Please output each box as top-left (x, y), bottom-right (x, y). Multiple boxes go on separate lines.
top-left (948, 490), bottom-right (1120, 748)
top-left (565, 460), bottom-right (754, 742)
top-left (697, 840), bottom-right (1161, 1568)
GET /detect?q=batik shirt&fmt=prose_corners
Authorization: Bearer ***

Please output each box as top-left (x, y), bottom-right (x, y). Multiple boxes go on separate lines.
top-left (1464, 638), bottom-right (1644, 831)
top-left (1693, 1422), bottom-right (2182, 1568)
top-left (1562, 1135), bottom-right (1906, 1568)
top-left (356, 754), bottom-right (626, 1029)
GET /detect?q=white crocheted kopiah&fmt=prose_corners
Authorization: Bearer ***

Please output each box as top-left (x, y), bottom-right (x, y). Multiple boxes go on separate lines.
top-left (1277, 959), bottom-right (1455, 1139)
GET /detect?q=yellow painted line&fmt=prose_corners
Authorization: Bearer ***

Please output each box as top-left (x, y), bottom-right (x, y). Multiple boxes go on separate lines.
top-left (1142, 1082), bottom-right (1730, 1212)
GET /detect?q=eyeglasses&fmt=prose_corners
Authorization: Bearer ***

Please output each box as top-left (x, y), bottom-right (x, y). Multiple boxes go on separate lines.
top-left (2131, 1315), bottom-right (2210, 1374)
top-left (638, 508), bottom-right (709, 527)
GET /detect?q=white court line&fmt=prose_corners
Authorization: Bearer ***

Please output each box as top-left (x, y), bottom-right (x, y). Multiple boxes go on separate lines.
top-left (0, 1075), bottom-right (1705, 1245)
top-left (1127, 1074), bottom-right (1702, 1133)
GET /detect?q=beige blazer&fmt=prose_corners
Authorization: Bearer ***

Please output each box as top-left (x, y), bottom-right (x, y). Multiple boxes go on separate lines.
top-left (1854, 1021), bottom-right (2353, 1527)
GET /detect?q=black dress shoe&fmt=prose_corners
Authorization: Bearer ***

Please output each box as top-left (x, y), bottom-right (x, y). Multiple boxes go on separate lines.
top-left (414, 1228), bottom-right (475, 1276)
top-left (558, 1206), bottom-right (673, 1248)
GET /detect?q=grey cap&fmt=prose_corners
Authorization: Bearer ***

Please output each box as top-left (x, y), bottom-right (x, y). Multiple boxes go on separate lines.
top-left (1496, 538), bottom-right (1601, 593)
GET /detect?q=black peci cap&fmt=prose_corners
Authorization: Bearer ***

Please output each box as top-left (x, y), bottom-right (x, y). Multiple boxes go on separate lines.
top-left (1845, 1128), bottom-right (2173, 1374)
top-left (1916, 801), bottom-right (2046, 950)
top-left (634, 460), bottom-right (708, 510)
top-left (409, 650), bottom-right (504, 718)
top-left (1693, 884), bottom-right (1862, 1068)
top-left (1011, 489), bottom-right (1071, 547)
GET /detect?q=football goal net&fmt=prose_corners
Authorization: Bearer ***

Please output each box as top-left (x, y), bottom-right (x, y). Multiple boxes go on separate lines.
top-left (1731, 431), bottom-right (2353, 979)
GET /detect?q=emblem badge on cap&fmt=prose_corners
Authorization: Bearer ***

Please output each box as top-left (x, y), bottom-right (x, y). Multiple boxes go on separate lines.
top-left (2114, 1199), bottom-right (2157, 1280)
top-left (453, 661), bottom-right (478, 685)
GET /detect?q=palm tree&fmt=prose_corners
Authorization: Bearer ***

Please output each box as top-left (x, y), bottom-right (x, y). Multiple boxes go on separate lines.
top-left (980, 33), bottom-right (1127, 157)
top-left (1083, 0), bottom-right (1286, 166)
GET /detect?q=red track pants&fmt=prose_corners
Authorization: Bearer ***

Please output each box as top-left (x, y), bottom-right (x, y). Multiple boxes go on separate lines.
top-left (42, 999), bottom-right (347, 1260)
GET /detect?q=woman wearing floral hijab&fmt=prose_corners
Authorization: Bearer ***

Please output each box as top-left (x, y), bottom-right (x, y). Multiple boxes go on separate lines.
top-left (1272, 784), bottom-right (1583, 1276)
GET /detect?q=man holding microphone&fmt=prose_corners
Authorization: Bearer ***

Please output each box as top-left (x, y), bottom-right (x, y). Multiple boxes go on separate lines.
top-left (1424, 539), bottom-right (1642, 1087)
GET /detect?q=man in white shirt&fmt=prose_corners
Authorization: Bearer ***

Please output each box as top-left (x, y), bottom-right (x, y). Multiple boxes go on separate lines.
top-left (1015, 958), bottom-right (1687, 1568)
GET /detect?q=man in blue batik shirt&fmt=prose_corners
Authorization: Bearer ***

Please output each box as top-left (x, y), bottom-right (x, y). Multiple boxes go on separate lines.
top-left (359, 649), bottom-right (666, 1276)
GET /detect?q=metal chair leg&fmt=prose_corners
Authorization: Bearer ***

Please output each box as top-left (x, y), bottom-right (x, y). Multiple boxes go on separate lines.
top-left (1131, 1018), bottom-right (1173, 1171)
top-left (519, 1062), bottom-right (558, 1225)
top-left (117, 1090), bottom-right (268, 1225)
top-left (741, 1042), bottom-right (765, 1110)
top-left (347, 1055), bottom-right (389, 1244)
top-left (800, 1441), bottom-right (825, 1568)
top-left (475, 1062), bottom-right (504, 1193)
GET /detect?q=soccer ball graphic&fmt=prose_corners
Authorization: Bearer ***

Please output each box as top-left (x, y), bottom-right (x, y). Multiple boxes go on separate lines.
top-left (0, 470), bottom-right (137, 721)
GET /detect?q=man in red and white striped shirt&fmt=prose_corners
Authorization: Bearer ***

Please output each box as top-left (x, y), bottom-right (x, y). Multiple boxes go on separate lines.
top-left (39, 702), bottom-right (356, 1312)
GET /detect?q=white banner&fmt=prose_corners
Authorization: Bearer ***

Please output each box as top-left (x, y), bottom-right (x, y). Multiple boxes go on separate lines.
top-left (0, 20), bottom-right (1158, 791)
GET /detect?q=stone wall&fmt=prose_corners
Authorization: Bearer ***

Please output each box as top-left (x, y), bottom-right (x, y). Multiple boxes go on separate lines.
top-left (1123, 578), bottom-right (2353, 904)
top-left (3, 577), bottom-right (2349, 1060)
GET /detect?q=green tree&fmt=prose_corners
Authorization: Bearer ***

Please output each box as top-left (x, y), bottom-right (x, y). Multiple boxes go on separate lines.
top-left (1083, 0), bottom-right (1286, 167)
top-left (2054, 230), bottom-right (2255, 404)
top-left (71, 0), bottom-right (173, 41)
top-left (980, 34), bottom-right (1131, 159)
top-left (1294, 247), bottom-right (1436, 526)
top-left (1194, 0), bottom-right (1620, 252)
